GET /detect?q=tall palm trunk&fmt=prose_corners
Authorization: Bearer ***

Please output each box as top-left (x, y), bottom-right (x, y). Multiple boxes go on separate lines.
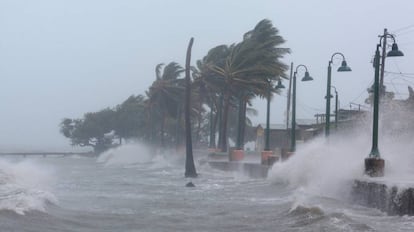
top-left (160, 111), bottom-right (165, 149)
top-left (217, 94), bottom-right (224, 150)
top-left (149, 105), bottom-right (155, 145)
top-left (240, 99), bottom-right (247, 148)
top-left (195, 101), bottom-right (203, 148)
top-left (219, 88), bottom-right (231, 152)
top-left (184, 38), bottom-right (197, 178)
top-left (208, 101), bottom-right (216, 148)
top-left (236, 96), bottom-right (246, 150)
top-left (175, 105), bottom-right (182, 149)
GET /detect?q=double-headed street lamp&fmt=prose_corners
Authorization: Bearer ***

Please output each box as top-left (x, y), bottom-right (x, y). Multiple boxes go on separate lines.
top-left (365, 30), bottom-right (404, 177)
top-left (291, 65), bottom-right (313, 152)
top-left (325, 53), bottom-right (351, 137)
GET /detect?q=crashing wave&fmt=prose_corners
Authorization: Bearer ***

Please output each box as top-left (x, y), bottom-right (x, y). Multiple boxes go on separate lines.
top-left (0, 159), bottom-right (57, 215)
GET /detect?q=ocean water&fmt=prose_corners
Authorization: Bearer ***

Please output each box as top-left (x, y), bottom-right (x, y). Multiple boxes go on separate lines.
top-left (0, 142), bottom-right (413, 232)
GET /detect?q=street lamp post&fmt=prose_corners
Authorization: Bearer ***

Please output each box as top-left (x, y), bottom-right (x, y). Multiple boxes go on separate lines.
top-left (262, 80), bottom-right (285, 165)
top-left (365, 29), bottom-right (404, 177)
top-left (333, 86), bottom-right (339, 130)
top-left (325, 53), bottom-right (351, 137)
top-left (291, 65), bottom-right (313, 152)
top-left (325, 86), bottom-right (339, 131)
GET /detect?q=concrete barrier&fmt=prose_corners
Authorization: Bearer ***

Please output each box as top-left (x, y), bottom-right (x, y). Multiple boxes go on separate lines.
top-left (208, 161), bottom-right (269, 178)
top-left (208, 152), bottom-right (227, 160)
top-left (230, 149), bottom-right (244, 161)
top-left (352, 179), bottom-right (414, 215)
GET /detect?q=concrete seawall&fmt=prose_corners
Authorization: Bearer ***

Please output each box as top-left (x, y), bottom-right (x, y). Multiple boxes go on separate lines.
top-left (208, 161), bottom-right (270, 178)
top-left (352, 179), bottom-right (414, 215)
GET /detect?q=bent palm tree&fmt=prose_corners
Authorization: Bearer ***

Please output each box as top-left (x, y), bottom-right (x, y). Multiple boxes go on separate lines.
top-left (147, 62), bottom-right (185, 149)
top-left (192, 45), bottom-right (230, 149)
top-left (210, 19), bottom-right (290, 152)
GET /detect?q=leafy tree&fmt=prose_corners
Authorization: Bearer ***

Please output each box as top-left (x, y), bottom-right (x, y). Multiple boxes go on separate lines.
top-left (114, 95), bottom-right (147, 143)
top-left (60, 108), bottom-right (117, 153)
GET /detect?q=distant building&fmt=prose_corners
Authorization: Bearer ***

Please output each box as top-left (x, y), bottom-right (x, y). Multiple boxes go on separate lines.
top-left (255, 119), bottom-right (324, 152)
top-left (255, 108), bottom-right (369, 152)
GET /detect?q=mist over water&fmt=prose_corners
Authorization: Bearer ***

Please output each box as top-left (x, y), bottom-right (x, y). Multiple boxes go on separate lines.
top-left (1, 103), bottom-right (414, 231)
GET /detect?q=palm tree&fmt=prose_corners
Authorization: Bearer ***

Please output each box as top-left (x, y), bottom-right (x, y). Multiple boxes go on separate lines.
top-left (192, 45), bottom-right (231, 149)
top-left (146, 62), bottom-right (185, 149)
top-left (209, 19), bottom-right (290, 152)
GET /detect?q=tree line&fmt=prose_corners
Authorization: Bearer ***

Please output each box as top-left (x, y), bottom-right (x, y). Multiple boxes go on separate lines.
top-left (60, 19), bottom-right (290, 154)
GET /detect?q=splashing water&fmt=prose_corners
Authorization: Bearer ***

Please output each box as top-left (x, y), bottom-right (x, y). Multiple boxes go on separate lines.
top-left (97, 142), bottom-right (153, 166)
top-left (0, 159), bottom-right (57, 215)
top-left (269, 134), bottom-right (367, 199)
top-left (97, 142), bottom-right (187, 170)
top-left (269, 102), bottom-right (414, 200)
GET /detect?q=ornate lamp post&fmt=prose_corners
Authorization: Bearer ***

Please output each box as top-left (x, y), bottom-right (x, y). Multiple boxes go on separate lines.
top-left (291, 65), bottom-right (313, 152)
top-left (365, 30), bottom-right (404, 177)
top-left (325, 53), bottom-right (351, 137)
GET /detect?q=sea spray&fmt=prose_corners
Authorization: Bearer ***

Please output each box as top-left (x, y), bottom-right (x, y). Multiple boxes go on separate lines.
top-left (269, 100), bottom-right (414, 203)
top-left (97, 142), bottom-right (153, 166)
top-left (268, 133), bottom-right (369, 199)
top-left (0, 158), bottom-right (57, 215)
top-left (97, 142), bottom-right (186, 169)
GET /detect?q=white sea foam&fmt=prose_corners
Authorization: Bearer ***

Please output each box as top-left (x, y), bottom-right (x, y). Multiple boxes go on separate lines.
top-left (0, 159), bottom-right (57, 215)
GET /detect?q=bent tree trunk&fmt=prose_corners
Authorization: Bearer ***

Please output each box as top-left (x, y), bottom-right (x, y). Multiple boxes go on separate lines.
top-left (184, 37), bottom-right (197, 178)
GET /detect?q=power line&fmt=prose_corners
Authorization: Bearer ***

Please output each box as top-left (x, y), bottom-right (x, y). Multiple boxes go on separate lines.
top-left (396, 28), bottom-right (414, 37)
top-left (384, 71), bottom-right (414, 76)
top-left (392, 24), bottom-right (414, 34)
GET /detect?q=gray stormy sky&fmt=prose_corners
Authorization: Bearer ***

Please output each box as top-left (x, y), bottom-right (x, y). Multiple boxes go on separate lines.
top-left (0, 0), bottom-right (413, 151)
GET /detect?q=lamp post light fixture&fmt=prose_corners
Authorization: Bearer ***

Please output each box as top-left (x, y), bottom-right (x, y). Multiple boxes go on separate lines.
top-left (325, 53), bottom-right (351, 137)
top-left (261, 80), bottom-right (285, 165)
top-left (365, 30), bottom-right (404, 177)
top-left (291, 65), bottom-right (313, 152)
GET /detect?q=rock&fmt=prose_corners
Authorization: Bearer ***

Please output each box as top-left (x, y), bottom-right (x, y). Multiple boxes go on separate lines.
top-left (185, 182), bottom-right (195, 187)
